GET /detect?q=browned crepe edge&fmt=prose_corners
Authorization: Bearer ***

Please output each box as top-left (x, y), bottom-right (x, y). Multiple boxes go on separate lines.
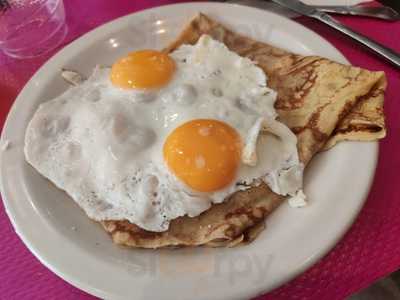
top-left (102, 183), bottom-right (281, 248)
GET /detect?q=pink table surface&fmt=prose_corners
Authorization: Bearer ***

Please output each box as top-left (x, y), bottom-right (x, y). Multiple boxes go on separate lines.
top-left (0, 1), bottom-right (399, 299)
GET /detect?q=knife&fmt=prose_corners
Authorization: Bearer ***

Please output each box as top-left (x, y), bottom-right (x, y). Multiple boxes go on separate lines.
top-left (312, 5), bottom-right (399, 21)
top-left (271, 0), bottom-right (400, 68)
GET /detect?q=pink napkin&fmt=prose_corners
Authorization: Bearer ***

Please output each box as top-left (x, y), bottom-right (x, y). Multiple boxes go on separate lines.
top-left (0, 1), bottom-right (399, 299)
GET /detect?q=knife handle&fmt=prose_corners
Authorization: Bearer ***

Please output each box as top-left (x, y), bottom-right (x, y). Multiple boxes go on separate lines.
top-left (315, 12), bottom-right (400, 68)
top-left (312, 5), bottom-right (399, 21)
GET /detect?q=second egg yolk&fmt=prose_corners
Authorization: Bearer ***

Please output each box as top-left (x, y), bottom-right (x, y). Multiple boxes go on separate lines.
top-left (110, 50), bottom-right (175, 89)
top-left (163, 119), bottom-right (242, 192)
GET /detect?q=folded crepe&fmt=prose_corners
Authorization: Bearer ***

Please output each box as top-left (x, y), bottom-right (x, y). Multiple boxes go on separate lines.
top-left (101, 14), bottom-right (386, 248)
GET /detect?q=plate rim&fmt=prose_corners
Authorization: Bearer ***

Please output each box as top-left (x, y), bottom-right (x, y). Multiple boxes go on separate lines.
top-left (0, 2), bottom-right (378, 299)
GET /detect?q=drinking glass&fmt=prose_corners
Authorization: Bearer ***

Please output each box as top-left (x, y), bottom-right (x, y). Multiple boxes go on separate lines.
top-left (0, 0), bottom-right (67, 59)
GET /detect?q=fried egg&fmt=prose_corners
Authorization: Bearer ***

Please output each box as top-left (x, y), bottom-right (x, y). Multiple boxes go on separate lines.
top-left (24, 35), bottom-right (304, 232)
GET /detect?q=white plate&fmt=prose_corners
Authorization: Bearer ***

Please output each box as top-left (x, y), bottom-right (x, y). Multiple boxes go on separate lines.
top-left (0, 2), bottom-right (378, 300)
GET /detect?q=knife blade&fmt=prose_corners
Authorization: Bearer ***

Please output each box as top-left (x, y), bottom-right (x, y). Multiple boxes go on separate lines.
top-left (271, 0), bottom-right (400, 68)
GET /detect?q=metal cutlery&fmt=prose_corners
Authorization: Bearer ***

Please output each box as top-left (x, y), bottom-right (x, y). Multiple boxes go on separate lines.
top-left (271, 0), bottom-right (400, 68)
top-left (313, 5), bottom-right (400, 21)
top-left (225, 1), bottom-right (400, 21)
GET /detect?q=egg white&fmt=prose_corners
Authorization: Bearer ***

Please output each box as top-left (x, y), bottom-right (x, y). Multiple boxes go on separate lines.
top-left (24, 35), bottom-right (304, 232)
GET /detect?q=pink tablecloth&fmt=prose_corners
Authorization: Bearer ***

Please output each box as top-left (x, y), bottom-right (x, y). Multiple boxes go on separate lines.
top-left (0, 1), bottom-right (399, 299)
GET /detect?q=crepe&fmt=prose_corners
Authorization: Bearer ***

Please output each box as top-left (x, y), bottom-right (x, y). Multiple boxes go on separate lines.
top-left (101, 14), bottom-right (386, 248)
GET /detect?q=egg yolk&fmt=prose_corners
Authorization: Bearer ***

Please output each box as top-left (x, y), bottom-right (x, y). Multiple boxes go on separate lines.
top-left (163, 119), bottom-right (242, 192)
top-left (110, 50), bottom-right (175, 89)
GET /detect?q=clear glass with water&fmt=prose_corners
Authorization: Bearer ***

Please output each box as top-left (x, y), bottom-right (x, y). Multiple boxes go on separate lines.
top-left (0, 0), bottom-right (67, 59)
